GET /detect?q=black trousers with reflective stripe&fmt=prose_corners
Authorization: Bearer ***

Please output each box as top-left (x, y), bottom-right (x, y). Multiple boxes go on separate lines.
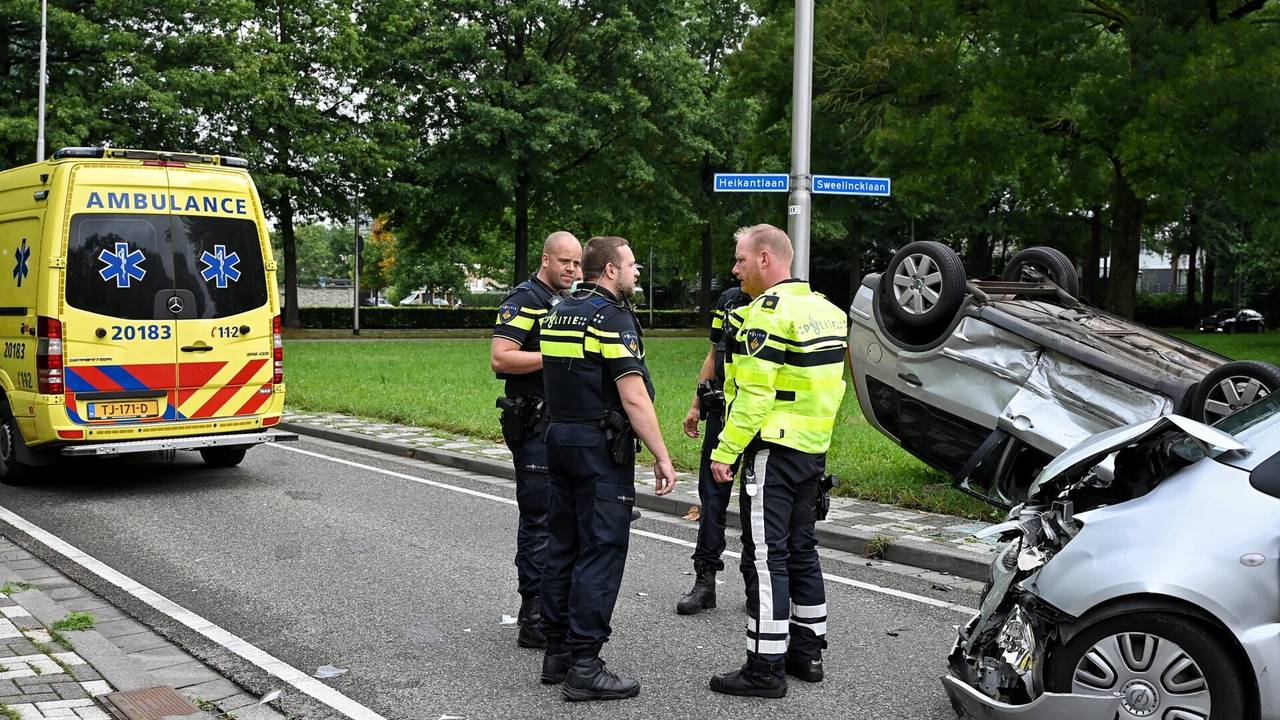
top-left (692, 409), bottom-right (734, 570)
top-left (539, 423), bottom-right (635, 658)
top-left (502, 419), bottom-right (549, 599)
top-left (739, 442), bottom-right (827, 662)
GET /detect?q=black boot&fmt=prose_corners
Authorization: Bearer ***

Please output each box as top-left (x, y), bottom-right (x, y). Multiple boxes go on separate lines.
top-left (676, 561), bottom-right (717, 615)
top-left (561, 656), bottom-right (640, 702)
top-left (785, 654), bottom-right (824, 683)
top-left (541, 648), bottom-right (572, 684)
top-left (709, 656), bottom-right (787, 698)
top-left (517, 595), bottom-right (546, 649)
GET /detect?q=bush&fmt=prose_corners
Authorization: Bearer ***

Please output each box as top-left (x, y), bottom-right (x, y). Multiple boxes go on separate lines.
top-left (1133, 293), bottom-right (1202, 328)
top-left (299, 307), bottom-right (700, 330)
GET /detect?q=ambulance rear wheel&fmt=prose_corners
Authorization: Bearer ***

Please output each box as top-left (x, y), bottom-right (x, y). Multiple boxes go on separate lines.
top-left (0, 412), bottom-right (31, 484)
top-left (200, 446), bottom-right (247, 468)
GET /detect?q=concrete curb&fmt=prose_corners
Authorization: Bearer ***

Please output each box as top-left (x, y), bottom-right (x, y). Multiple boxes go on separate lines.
top-left (281, 421), bottom-right (991, 581)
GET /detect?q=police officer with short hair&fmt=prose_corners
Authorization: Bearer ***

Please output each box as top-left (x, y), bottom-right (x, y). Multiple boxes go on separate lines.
top-left (490, 230), bottom-right (582, 649)
top-left (537, 235), bottom-right (677, 701)
top-left (708, 224), bottom-right (848, 698)
top-left (675, 285), bottom-right (751, 614)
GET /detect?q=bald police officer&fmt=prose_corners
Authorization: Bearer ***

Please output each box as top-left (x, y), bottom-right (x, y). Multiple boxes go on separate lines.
top-left (491, 231), bottom-right (582, 649)
top-left (537, 236), bottom-right (677, 701)
top-left (708, 224), bottom-right (848, 698)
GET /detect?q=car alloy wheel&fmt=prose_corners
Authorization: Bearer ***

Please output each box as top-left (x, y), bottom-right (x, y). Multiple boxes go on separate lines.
top-left (1203, 375), bottom-right (1270, 423)
top-left (893, 252), bottom-right (944, 317)
top-left (1071, 632), bottom-right (1209, 718)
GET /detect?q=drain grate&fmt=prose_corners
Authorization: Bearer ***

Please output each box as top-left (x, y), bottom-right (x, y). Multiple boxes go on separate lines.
top-left (99, 686), bottom-right (203, 719)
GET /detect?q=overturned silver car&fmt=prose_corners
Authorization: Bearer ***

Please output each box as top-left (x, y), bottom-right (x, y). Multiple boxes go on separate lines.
top-left (942, 399), bottom-right (1280, 720)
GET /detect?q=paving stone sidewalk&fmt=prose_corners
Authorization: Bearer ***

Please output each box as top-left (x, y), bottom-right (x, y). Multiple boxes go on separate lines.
top-left (0, 537), bottom-right (284, 720)
top-left (282, 411), bottom-right (1002, 580)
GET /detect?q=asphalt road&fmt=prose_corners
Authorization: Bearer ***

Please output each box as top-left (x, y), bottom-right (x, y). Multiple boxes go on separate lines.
top-left (0, 436), bottom-right (978, 720)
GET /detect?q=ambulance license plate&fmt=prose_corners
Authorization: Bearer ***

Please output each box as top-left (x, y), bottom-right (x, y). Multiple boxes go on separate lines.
top-left (87, 400), bottom-right (160, 420)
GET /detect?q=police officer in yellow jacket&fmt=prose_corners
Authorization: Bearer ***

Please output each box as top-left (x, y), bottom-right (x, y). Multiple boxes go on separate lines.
top-left (708, 224), bottom-right (848, 698)
top-left (537, 236), bottom-right (677, 701)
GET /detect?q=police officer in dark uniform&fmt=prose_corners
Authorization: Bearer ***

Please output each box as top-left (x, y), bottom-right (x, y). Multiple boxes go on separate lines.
top-left (490, 231), bottom-right (581, 649)
top-left (537, 236), bottom-right (677, 701)
top-left (675, 285), bottom-right (751, 614)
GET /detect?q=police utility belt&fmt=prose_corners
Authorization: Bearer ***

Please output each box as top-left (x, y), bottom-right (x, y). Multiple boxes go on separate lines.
top-left (544, 409), bottom-right (638, 466)
top-left (496, 395), bottom-right (547, 443)
top-left (696, 379), bottom-right (726, 420)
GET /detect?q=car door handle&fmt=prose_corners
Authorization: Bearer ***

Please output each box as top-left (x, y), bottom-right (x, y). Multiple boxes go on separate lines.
top-left (898, 372), bottom-right (923, 387)
top-left (181, 345), bottom-right (214, 353)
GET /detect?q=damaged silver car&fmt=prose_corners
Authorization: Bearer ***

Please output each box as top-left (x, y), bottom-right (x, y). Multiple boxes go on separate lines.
top-left (942, 398), bottom-right (1280, 720)
top-left (847, 241), bottom-right (1280, 507)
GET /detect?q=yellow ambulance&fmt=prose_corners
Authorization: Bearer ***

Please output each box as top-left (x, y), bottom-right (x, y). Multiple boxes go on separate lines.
top-left (0, 147), bottom-right (295, 481)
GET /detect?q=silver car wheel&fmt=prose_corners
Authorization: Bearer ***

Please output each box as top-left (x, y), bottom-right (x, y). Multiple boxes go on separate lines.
top-left (892, 253), bottom-right (943, 315)
top-left (1203, 375), bottom-right (1270, 422)
top-left (1072, 632), bottom-right (1210, 719)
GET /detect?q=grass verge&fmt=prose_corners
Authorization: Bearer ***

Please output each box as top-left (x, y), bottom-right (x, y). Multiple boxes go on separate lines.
top-left (284, 331), bottom-right (1277, 520)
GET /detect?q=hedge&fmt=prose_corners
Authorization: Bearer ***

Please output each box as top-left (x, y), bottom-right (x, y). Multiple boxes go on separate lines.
top-left (300, 306), bottom-right (700, 330)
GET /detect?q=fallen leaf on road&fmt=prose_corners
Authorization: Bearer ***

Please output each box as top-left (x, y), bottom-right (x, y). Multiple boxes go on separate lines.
top-left (885, 626), bottom-right (910, 638)
top-left (637, 592), bottom-right (649, 597)
top-left (930, 583), bottom-right (951, 593)
top-left (314, 665), bottom-right (348, 678)
top-left (500, 615), bottom-right (519, 626)
top-left (259, 689), bottom-right (282, 705)
top-left (683, 506), bottom-right (701, 521)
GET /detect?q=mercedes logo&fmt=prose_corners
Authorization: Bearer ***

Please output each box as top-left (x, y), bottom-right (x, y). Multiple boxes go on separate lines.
top-left (167, 296), bottom-right (185, 314)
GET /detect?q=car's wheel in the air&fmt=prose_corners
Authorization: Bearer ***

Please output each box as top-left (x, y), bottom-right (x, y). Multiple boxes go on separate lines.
top-left (1190, 360), bottom-right (1280, 424)
top-left (1002, 246), bottom-right (1081, 297)
top-left (200, 446), bottom-right (248, 468)
top-left (1046, 612), bottom-right (1244, 720)
top-left (881, 241), bottom-right (966, 329)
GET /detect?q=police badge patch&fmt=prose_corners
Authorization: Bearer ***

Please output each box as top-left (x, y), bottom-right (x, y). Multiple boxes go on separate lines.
top-left (498, 302), bottom-right (519, 324)
top-left (745, 328), bottom-right (768, 356)
top-left (621, 330), bottom-right (642, 358)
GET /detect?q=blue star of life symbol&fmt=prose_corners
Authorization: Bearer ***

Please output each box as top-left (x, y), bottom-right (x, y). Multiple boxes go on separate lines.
top-left (98, 242), bottom-right (147, 288)
top-left (12, 239), bottom-right (30, 287)
top-left (200, 244), bottom-right (242, 289)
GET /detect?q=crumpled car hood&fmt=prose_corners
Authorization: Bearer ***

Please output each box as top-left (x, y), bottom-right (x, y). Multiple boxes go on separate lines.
top-left (1026, 414), bottom-right (1248, 502)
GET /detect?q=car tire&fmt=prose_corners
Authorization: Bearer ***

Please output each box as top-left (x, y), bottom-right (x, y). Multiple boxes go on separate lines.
top-left (881, 241), bottom-right (966, 328)
top-left (200, 446), bottom-right (247, 468)
top-left (1046, 612), bottom-right (1244, 720)
top-left (1002, 246), bottom-right (1081, 297)
top-left (0, 411), bottom-right (31, 485)
top-left (1190, 360), bottom-right (1280, 424)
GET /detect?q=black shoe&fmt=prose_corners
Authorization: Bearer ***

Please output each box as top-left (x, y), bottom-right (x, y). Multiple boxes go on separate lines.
top-left (541, 650), bottom-right (571, 684)
top-left (561, 657), bottom-right (640, 702)
top-left (517, 595), bottom-right (546, 649)
top-left (630, 508), bottom-right (641, 522)
top-left (709, 657), bottom-right (786, 698)
top-left (676, 561), bottom-right (717, 615)
top-left (785, 655), bottom-right (824, 683)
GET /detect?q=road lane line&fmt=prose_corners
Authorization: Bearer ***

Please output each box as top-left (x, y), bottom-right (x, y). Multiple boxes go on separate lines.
top-left (274, 443), bottom-right (979, 616)
top-left (0, 505), bottom-right (390, 720)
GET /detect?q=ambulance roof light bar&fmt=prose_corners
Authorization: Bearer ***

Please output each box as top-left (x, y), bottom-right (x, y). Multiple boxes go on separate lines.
top-left (52, 147), bottom-right (104, 159)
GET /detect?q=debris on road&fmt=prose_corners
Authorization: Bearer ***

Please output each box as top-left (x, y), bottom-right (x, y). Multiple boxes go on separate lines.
top-left (314, 665), bottom-right (348, 678)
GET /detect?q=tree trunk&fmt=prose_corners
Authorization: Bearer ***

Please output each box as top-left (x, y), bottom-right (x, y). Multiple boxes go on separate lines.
top-left (1186, 199), bottom-right (1201, 306)
top-left (847, 220), bottom-right (863, 291)
top-left (1169, 251), bottom-right (1181, 294)
top-left (1202, 252), bottom-right (1217, 316)
top-left (1104, 164), bottom-right (1144, 318)
top-left (1082, 206), bottom-right (1104, 303)
top-left (513, 168), bottom-right (529, 286)
top-left (698, 156), bottom-right (714, 327)
top-left (964, 235), bottom-right (993, 278)
top-left (279, 192), bottom-right (301, 329)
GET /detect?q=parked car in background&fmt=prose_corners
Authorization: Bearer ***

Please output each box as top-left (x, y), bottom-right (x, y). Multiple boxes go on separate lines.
top-left (846, 241), bottom-right (1280, 507)
top-left (1199, 307), bottom-right (1266, 333)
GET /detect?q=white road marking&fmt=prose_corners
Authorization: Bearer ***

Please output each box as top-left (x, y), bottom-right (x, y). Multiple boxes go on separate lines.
top-left (0, 506), bottom-right (389, 720)
top-left (274, 443), bottom-right (979, 616)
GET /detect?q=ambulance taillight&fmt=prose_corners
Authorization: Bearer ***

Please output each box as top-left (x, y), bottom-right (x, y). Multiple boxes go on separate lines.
top-left (36, 317), bottom-right (64, 394)
top-left (273, 315), bottom-right (284, 384)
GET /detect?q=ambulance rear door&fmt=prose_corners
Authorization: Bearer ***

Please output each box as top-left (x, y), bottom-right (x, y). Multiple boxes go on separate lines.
top-left (166, 169), bottom-right (273, 421)
top-left (61, 166), bottom-right (181, 426)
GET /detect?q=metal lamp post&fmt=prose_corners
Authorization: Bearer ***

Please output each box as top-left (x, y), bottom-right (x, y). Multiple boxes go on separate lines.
top-left (787, 0), bottom-right (814, 279)
top-left (36, 0), bottom-right (48, 162)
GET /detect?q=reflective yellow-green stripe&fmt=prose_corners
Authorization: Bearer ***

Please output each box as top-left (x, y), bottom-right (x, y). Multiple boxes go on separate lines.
top-left (541, 340), bottom-right (584, 358)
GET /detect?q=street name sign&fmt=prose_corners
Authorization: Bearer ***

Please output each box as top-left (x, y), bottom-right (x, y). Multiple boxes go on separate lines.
top-left (812, 175), bottom-right (891, 197)
top-left (713, 173), bottom-right (790, 193)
